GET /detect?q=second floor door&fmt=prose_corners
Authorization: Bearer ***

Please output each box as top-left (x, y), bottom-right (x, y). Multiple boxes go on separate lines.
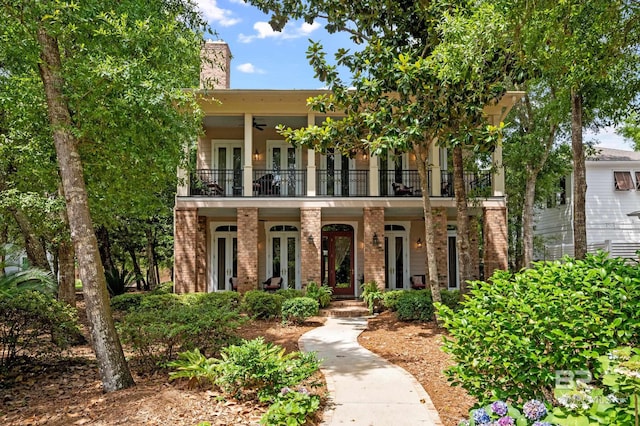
top-left (212, 140), bottom-right (243, 196)
top-left (267, 141), bottom-right (302, 196)
top-left (380, 150), bottom-right (409, 196)
top-left (320, 149), bottom-right (355, 196)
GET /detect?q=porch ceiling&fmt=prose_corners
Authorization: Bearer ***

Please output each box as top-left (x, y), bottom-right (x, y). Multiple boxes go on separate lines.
top-left (202, 115), bottom-right (309, 129)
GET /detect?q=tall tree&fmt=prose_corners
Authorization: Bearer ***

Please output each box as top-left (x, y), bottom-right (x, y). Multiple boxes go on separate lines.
top-left (0, 1), bottom-right (206, 391)
top-left (250, 0), bottom-right (516, 299)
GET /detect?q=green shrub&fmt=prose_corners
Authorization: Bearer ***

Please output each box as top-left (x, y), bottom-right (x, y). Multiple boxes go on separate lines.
top-left (439, 289), bottom-right (462, 311)
top-left (242, 290), bottom-right (283, 319)
top-left (382, 290), bottom-right (407, 311)
top-left (110, 293), bottom-right (145, 312)
top-left (152, 282), bottom-right (174, 294)
top-left (0, 291), bottom-right (80, 367)
top-left (395, 290), bottom-right (434, 321)
top-left (361, 281), bottom-right (383, 314)
top-left (438, 252), bottom-right (640, 403)
top-left (275, 288), bottom-right (304, 300)
top-left (260, 387), bottom-right (320, 425)
top-left (170, 338), bottom-right (319, 403)
top-left (183, 291), bottom-right (241, 310)
top-left (281, 297), bottom-right (319, 325)
top-left (105, 268), bottom-right (135, 296)
top-left (118, 294), bottom-right (244, 367)
top-left (0, 268), bottom-right (57, 297)
top-left (304, 281), bottom-right (332, 308)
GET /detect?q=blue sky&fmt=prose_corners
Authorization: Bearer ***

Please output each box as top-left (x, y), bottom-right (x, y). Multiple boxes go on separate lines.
top-left (194, 0), bottom-right (633, 151)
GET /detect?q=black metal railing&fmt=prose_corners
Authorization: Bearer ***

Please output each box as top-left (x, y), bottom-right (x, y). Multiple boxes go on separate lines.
top-left (440, 171), bottom-right (492, 197)
top-left (379, 170), bottom-right (427, 197)
top-left (252, 169), bottom-right (307, 197)
top-left (316, 169), bottom-right (369, 196)
top-left (191, 169), bottom-right (243, 197)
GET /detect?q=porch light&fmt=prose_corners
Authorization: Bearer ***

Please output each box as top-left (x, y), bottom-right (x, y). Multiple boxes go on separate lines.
top-left (362, 150), bottom-right (368, 161)
top-left (307, 234), bottom-right (314, 244)
top-left (417, 238), bottom-right (423, 249)
top-left (253, 149), bottom-right (260, 161)
top-left (372, 232), bottom-right (380, 247)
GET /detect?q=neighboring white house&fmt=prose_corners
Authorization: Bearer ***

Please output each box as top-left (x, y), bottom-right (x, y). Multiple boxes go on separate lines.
top-left (535, 147), bottom-right (640, 260)
top-left (1, 244), bottom-right (29, 275)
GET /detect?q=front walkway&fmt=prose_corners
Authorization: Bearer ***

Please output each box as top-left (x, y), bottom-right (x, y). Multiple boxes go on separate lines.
top-left (299, 317), bottom-right (443, 426)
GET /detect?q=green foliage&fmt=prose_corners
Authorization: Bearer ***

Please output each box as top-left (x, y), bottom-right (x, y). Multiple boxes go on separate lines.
top-left (439, 289), bottom-right (462, 312)
top-left (395, 290), bottom-right (434, 322)
top-left (151, 282), bottom-right (174, 294)
top-left (105, 268), bottom-right (135, 297)
top-left (281, 297), bottom-right (319, 325)
top-left (171, 338), bottom-right (319, 403)
top-left (242, 290), bottom-right (284, 319)
top-left (382, 290), bottom-right (407, 312)
top-left (260, 387), bottom-right (321, 426)
top-left (304, 281), bottom-right (332, 308)
top-left (182, 291), bottom-right (242, 310)
top-left (439, 253), bottom-right (640, 403)
top-left (117, 293), bottom-right (244, 367)
top-left (110, 293), bottom-right (145, 312)
top-left (275, 288), bottom-right (304, 300)
top-left (0, 268), bottom-right (57, 298)
top-left (361, 281), bottom-right (383, 314)
top-left (0, 291), bottom-right (80, 367)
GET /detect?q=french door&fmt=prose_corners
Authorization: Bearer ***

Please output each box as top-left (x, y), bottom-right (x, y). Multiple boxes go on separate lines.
top-left (267, 226), bottom-right (300, 290)
top-left (267, 141), bottom-right (301, 196)
top-left (321, 227), bottom-right (354, 296)
top-left (385, 231), bottom-right (409, 290)
top-left (212, 140), bottom-right (243, 196)
top-left (320, 149), bottom-right (355, 196)
top-left (380, 150), bottom-right (409, 196)
top-left (212, 229), bottom-right (237, 292)
top-left (447, 231), bottom-right (459, 289)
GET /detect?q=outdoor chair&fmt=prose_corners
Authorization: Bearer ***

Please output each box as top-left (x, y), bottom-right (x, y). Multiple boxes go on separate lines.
top-left (263, 276), bottom-right (283, 292)
top-left (392, 182), bottom-right (414, 196)
top-left (206, 181), bottom-right (224, 196)
top-left (253, 174), bottom-right (280, 195)
top-left (410, 275), bottom-right (426, 290)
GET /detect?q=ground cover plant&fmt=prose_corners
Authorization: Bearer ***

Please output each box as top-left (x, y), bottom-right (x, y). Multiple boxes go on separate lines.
top-left (438, 252), bottom-right (640, 404)
top-left (281, 297), bottom-right (319, 325)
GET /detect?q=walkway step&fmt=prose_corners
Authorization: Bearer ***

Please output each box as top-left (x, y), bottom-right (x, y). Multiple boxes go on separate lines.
top-left (320, 300), bottom-right (370, 318)
top-left (299, 317), bottom-right (443, 425)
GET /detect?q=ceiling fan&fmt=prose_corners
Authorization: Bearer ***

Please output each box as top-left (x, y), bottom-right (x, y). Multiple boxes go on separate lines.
top-left (252, 117), bottom-right (266, 131)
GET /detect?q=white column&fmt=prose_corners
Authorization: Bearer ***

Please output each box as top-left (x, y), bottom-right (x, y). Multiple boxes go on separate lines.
top-left (176, 139), bottom-right (193, 196)
top-left (307, 113), bottom-right (316, 196)
top-left (490, 115), bottom-right (505, 197)
top-left (243, 113), bottom-right (254, 197)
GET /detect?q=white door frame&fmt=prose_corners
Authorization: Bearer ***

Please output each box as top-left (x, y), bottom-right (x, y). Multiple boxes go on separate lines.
top-left (320, 149), bottom-right (356, 195)
top-left (211, 140), bottom-right (243, 195)
top-left (209, 222), bottom-right (237, 292)
top-left (384, 222), bottom-right (411, 290)
top-left (267, 140), bottom-right (302, 196)
top-left (264, 222), bottom-right (301, 290)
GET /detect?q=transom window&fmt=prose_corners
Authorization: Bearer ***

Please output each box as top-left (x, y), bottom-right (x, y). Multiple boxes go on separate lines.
top-left (270, 225), bottom-right (298, 232)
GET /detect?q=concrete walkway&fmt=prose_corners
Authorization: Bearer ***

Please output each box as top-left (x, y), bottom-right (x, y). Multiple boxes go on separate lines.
top-left (299, 317), bottom-right (443, 426)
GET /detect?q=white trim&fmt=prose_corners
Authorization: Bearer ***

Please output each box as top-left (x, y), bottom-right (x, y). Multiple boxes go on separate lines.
top-left (384, 221), bottom-right (411, 290)
top-left (264, 221), bottom-right (302, 290)
top-left (446, 229), bottom-right (459, 289)
top-left (209, 222), bottom-right (238, 292)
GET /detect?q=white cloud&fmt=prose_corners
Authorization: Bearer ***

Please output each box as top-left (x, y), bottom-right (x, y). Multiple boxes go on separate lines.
top-left (237, 63), bottom-right (265, 74)
top-left (238, 20), bottom-right (321, 43)
top-left (195, 0), bottom-right (241, 27)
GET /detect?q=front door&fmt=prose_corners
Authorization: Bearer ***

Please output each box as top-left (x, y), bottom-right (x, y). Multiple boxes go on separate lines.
top-left (267, 225), bottom-right (300, 290)
top-left (212, 140), bottom-right (243, 196)
top-left (212, 227), bottom-right (237, 292)
top-left (385, 230), bottom-right (409, 290)
top-left (321, 225), bottom-right (354, 296)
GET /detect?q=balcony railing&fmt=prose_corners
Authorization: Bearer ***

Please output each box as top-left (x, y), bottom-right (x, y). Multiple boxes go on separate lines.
top-left (379, 170), bottom-right (427, 197)
top-left (316, 169), bottom-right (369, 196)
top-left (440, 171), bottom-right (492, 197)
top-left (252, 169), bottom-right (307, 197)
top-left (192, 169), bottom-right (243, 197)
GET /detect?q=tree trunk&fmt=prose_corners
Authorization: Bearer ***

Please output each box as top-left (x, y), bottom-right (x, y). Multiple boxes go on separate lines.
top-left (37, 26), bottom-right (134, 392)
top-left (57, 237), bottom-right (76, 306)
top-left (452, 146), bottom-right (471, 292)
top-left (0, 224), bottom-right (7, 277)
top-left (414, 143), bottom-right (441, 305)
top-left (127, 245), bottom-right (144, 290)
top-left (571, 89), bottom-right (587, 259)
top-left (96, 226), bottom-right (116, 276)
top-left (9, 207), bottom-right (51, 272)
top-left (145, 227), bottom-right (158, 290)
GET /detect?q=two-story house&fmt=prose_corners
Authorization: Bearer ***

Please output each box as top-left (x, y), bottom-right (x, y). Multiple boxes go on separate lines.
top-left (173, 41), bottom-right (522, 296)
top-left (535, 147), bottom-right (640, 260)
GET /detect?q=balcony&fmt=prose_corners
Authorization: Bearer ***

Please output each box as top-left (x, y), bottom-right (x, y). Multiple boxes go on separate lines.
top-left (379, 170), bottom-right (426, 197)
top-left (440, 171), bottom-right (492, 197)
top-left (252, 169), bottom-right (307, 197)
top-left (191, 169), bottom-right (243, 197)
top-left (316, 170), bottom-right (369, 196)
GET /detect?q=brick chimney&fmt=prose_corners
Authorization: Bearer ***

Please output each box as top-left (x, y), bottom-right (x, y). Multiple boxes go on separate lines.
top-left (200, 40), bottom-right (231, 89)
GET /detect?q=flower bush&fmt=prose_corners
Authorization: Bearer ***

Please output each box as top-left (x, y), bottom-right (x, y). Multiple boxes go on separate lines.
top-left (459, 399), bottom-right (552, 426)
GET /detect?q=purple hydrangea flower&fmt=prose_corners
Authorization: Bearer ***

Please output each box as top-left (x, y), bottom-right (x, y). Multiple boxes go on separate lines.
top-left (490, 401), bottom-right (508, 416)
top-left (497, 416), bottom-right (515, 426)
top-left (280, 387), bottom-right (291, 395)
top-left (523, 400), bottom-right (547, 421)
top-left (473, 408), bottom-right (491, 425)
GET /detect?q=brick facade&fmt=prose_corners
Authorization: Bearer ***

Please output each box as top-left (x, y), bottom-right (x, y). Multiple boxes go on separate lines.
top-left (200, 41), bottom-right (231, 89)
top-left (363, 207), bottom-right (385, 290)
top-left (174, 207), bottom-right (198, 293)
top-left (483, 207), bottom-right (508, 279)
top-left (300, 208), bottom-right (321, 286)
top-left (432, 208), bottom-right (449, 289)
top-left (237, 208), bottom-right (258, 293)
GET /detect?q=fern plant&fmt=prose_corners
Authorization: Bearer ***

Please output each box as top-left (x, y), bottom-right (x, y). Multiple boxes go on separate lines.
top-left (361, 281), bottom-right (383, 314)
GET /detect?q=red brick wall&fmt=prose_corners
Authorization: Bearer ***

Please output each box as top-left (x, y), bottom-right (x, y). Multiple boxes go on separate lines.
top-left (174, 207), bottom-right (198, 293)
top-left (483, 207), bottom-right (508, 279)
top-left (364, 207), bottom-right (385, 290)
top-left (196, 216), bottom-right (207, 292)
top-left (433, 207), bottom-right (448, 289)
top-left (200, 41), bottom-right (231, 89)
top-left (237, 208), bottom-right (258, 293)
top-left (300, 208), bottom-right (321, 286)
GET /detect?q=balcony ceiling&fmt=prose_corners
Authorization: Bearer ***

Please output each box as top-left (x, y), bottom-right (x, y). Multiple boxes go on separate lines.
top-left (203, 115), bottom-right (311, 129)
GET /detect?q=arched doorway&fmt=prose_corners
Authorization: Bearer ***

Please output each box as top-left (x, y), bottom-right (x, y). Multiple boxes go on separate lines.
top-left (321, 224), bottom-right (354, 296)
